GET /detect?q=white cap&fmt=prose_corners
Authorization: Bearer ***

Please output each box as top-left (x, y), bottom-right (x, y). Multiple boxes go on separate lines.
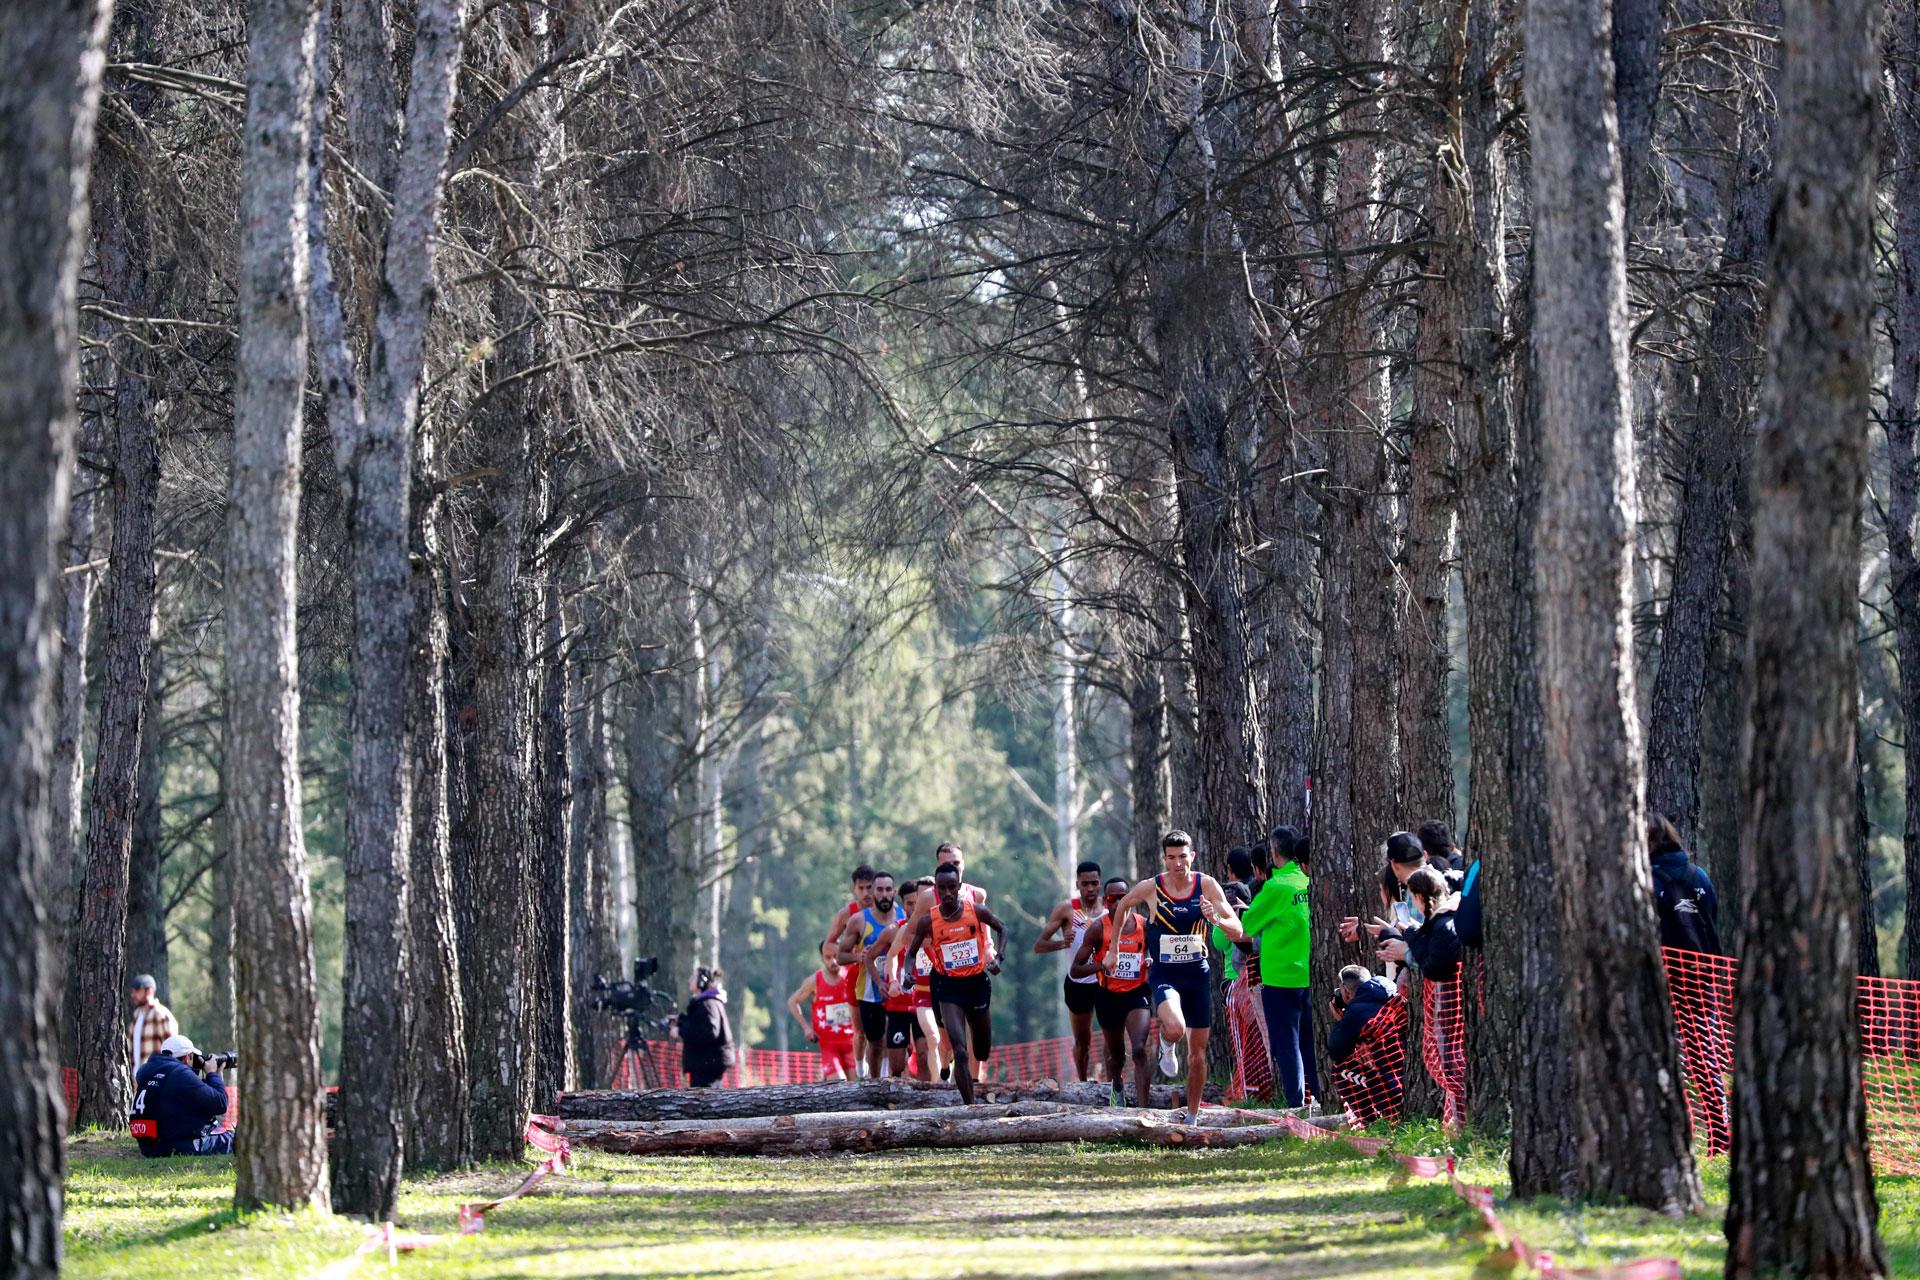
top-left (159, 1034), bottom-right (197, 1058)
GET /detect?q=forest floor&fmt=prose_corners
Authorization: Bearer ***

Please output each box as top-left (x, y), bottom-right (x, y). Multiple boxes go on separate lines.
top-left (62, 1127), bottom-right (1920, 1280)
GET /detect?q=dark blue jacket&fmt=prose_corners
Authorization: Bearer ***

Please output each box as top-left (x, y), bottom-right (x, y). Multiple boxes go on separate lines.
top-left (1454, 861), bottom-right (1483, 950)
top-left (1651, 850), bottom-right (1722, 956)
top-left (131, 1053), bottom-right (228, 1155)
top-left (1328, 976), bottom-right (1397, 1066)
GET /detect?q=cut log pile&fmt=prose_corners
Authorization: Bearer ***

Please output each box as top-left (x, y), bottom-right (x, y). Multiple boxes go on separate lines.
top-left (555, 1077), bottom-right (1224, 1122)
top-left (549, 1080), bottom-right (1331, 1156)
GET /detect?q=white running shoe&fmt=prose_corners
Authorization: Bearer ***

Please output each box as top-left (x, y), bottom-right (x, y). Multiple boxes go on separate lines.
top-left (1158, 1037), bottom-right (1180, 1079)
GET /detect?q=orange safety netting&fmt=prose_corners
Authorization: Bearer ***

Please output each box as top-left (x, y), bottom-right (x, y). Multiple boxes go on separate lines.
top-left (1226, 977), bottom-right (1275, 1103)
top-left (1336, 993), bottom-right (1408, 1128)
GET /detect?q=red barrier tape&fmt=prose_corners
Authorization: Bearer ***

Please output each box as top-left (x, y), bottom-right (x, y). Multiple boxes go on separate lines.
top-left (1390, 1155), bottom-right (1681, 1280)
top-left (456, 1116), bottom-right (572, 1235)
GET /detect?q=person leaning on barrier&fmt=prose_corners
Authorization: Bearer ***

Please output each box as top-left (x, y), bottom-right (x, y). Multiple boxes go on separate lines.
top-left (1370, 867), bottom-right (1463, 983)
top-left (129, 1034), bottom-right (234, 1157)
top-left (1326, 965), bottom-right (1403, 1126)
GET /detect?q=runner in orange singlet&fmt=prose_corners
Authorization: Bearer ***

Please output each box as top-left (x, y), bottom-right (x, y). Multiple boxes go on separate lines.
top-left (890, 842), bottom-right (989, 1080)
top-left (1071, 877), bottom-right (1152, 1106)
top-left (899, 863), bottom-right (1006, 1104)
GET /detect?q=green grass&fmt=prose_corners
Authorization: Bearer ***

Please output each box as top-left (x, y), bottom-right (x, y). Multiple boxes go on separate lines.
top-left (61, 1128), bottom-right (1920, 1279)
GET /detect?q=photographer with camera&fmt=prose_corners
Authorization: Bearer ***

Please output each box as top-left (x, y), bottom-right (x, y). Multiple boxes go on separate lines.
top-left (128, 1034), bottom-right (234, 1157)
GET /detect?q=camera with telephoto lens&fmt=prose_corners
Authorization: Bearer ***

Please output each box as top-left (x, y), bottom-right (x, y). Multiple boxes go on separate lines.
top-left (190, 1051), bottom-right (237, 1074)
top-left (589, 956), bottom-right (663, 1013)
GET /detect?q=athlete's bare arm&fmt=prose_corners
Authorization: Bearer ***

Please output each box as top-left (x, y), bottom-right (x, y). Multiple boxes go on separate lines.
top-left (786, 973), bottom-right (818, 1042)
top-left (1033, 900), bottom-right (1073, 954)
top-left (822, 903), bottom-right (854, 952)
top-left (833, 913), bottom-right (866, 967)
top-left (901, 913), bottom-right (934, 972)
top-left (975, 904), bottom-right (1009, 974)
top-left (1068, 918), bottom-right (1106, 981)
top-left (1198, 874), bottom-right (1246, 941)
top-left (863, 924), bottom-right (901, 998)
top-left (1103, 879), bottom-right (1159, 966)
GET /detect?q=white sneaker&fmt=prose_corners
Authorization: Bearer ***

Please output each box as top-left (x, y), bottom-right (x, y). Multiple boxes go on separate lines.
top-left (1158, 1037), bottom-right (1180, 1079)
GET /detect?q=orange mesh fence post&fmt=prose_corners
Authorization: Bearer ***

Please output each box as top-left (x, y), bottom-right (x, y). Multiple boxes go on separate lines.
top-left (62, 1066), bottom-right (77, 1121)
top-left (1858, 973), bottom-right (1920, 1176)
top-left (1421, 974), bottom-right (1469, 1126)
top-left (1226, 978), bottom-right (1273, 1104)
top-left (1662, 947), bottom-right (1733, 1158)
top-left (1339, 994), bottom-right (1408, 1129)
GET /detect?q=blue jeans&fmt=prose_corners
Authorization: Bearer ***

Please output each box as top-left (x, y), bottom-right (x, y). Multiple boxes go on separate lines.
top-left (174, 1130), bottom-right (234, 1156)
top-left (1261, 985), bottom-right (1317, 1107)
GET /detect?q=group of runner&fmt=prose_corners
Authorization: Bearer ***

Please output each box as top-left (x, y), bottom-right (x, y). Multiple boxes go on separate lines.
top-left (789, 829), bottom-right (1244, 1122)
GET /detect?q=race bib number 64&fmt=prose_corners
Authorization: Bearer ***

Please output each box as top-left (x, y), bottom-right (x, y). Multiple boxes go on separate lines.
top-left (1158, 935), bottom-right (1204, 963)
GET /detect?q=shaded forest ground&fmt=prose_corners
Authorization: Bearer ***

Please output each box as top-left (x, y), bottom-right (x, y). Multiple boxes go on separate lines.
top-left (61, 1131), bottom-right (1920, 1279)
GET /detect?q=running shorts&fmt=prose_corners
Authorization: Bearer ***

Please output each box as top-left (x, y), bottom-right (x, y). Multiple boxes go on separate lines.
top-left (1063, 975), bottom-right (1098, 1016)
top-left (858, 999), bottom-right (888, 1042)
top-left (1149, 961), bottom-right (1212, 1029)
top-left (818, 1040), bottom-right (856, 1080)
top-left (929, 970), bottom-right (992, 1013)
top-left (885, 1009), bottom-right (922, 1049)
top-left (1094, 984), bottom-right (1150, 1033)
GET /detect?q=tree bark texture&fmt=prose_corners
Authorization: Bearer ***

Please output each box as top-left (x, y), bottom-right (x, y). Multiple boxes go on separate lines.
top-left (405, 431), bottom-right (470, 1171)
top-left (1405, 232), bottom-right (1458, 827)
top-left (627, 668), bottom-right (675, 972)
top-left (73, 112), bottom-right (162, 1124)
top-left (1524, 0), bottom-right (1703, 1213)
top-left (1644, 85), bottom-right (1774, 842)
top-left (1888, 0), bottom-right (1920, 984)
top-left (50, 442), bottom-right (96, 1032)
top-left (126, 646), bottom-right (166, 996)
top-left (208, 805), bottom-right (233, 1045)
top-left (1611, 0), bottom-right (1662, 222)
top-left (0, 2), bottom-right (113, 1271)
top-left (568, 548), bottom-right (615, 1086)
top-left (534, 575), bottom-right (574, 1103)
top-left (1725, 0), bottom-right (1887, 1269)
top-left (320, 0), bottom-right (464, 1218)
top-left (228, 0), bottom-right (329, 1212)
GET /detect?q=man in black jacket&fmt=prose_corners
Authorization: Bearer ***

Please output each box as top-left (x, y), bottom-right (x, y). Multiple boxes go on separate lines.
top-left (678, 967), bottom-right (735, 1088)
top-left (1327, 966), bottom-right (1404, 1126)
top-left (129, 1034), bottom-right (233, 1157)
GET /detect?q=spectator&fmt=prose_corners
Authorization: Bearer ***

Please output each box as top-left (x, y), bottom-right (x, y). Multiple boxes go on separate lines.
top-left (1213, 845), bottom-right (1257, 983)
top-left (1373, 867), bottom-right (1463, 982)
top-left (129, 1034), bottom-right (232, 1157)
top-left (1648, 814), bottom-right (1722, 955)
top-left (1240, 825), bottom-right (1317, 1107)
top-left (1326, 965), bottom-right (1403, 1127)
top-left (678, 966), bottom-right (735, 1088)
top-left (1417, 819), bottom-right (1463, 869)
top-left (128, 974), bottom-right (176, 1071)
top-left (1340, 833), bottom-right (1426, 947)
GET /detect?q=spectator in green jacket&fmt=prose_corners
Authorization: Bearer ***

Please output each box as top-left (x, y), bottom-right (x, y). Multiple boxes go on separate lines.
top-left (1241, 825), bottom-right (1316, 1107)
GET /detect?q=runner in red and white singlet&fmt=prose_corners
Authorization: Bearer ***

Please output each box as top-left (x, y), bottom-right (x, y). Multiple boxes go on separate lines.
top-left (786, 941), bottom-right (858, 1080)
top-left (821, 864), bottom-right (877, 1075)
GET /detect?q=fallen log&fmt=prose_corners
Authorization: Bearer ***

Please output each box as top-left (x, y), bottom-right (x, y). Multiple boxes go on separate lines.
top-left (562, 1108), bottom-right (1298, 1156)
top-left (556, 1078), bottom-right (1219, 1121)
top-left (555, 1101), bottom-right (1289, 1141)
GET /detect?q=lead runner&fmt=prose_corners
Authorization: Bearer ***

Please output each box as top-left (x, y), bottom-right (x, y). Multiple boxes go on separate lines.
top-left (1103, 830), bottom-right (1244, 1124)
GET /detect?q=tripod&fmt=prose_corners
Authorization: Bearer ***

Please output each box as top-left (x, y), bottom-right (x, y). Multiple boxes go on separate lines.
top-left (606, 1009), bottom-right (667, 1090)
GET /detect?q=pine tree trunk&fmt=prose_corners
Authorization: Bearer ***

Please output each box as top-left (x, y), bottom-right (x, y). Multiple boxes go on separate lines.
top-left (208, 804), bottom-right (233, 1045)
top-left (534, 574), bottom-right (574, 1103)
top-left (126, 646), bottom-right (166, 995)
top-left (627, 668), bottom-right (675, 973)
top-left (1644, 84), bottom-right (1774, 841)
top-left (1451, 0), bottom-right (1518, 1129)
top-left (1523, 0), bottom-right (1702, 1213)
top-left (405, 436), bottom-right (470, 1170)
top-left (569, 542), bottom-right (614, 1086)
top-left (50, 440), bottom-right (97, 1039)
top-left (229, 0), bottom-right (329, 1213)
top-left (0, 3), bottom-right (113, 1270)
top-left (1405, 234), bottom-right (1458, 827)
top-left (461, 291), bottom-right (538, 1161)
top-left (1725, 0), bottom-right (1887, 1269)
top-left (1887, 0), bottom-right (1920, 984)
top-left (1611, 0), bottom-right (1662, 221)
top-left (1126, 646), bottom-right (1171, 882)
top-left (74, 124), bottom-right (163, 1125)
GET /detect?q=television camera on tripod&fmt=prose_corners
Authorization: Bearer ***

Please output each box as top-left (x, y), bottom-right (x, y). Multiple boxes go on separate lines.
top-left (590, 956), bottom-right (678, 1089)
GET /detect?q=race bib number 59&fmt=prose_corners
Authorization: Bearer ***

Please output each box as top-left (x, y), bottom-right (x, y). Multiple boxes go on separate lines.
top-left (1158, 935), bottom-right (1204, 963)
top-left (941, 937), bottom-right (980, 970)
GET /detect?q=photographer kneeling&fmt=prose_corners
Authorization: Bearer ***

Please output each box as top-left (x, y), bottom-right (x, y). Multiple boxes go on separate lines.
top-left (130, 1035), bottom-right (234, 1157)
